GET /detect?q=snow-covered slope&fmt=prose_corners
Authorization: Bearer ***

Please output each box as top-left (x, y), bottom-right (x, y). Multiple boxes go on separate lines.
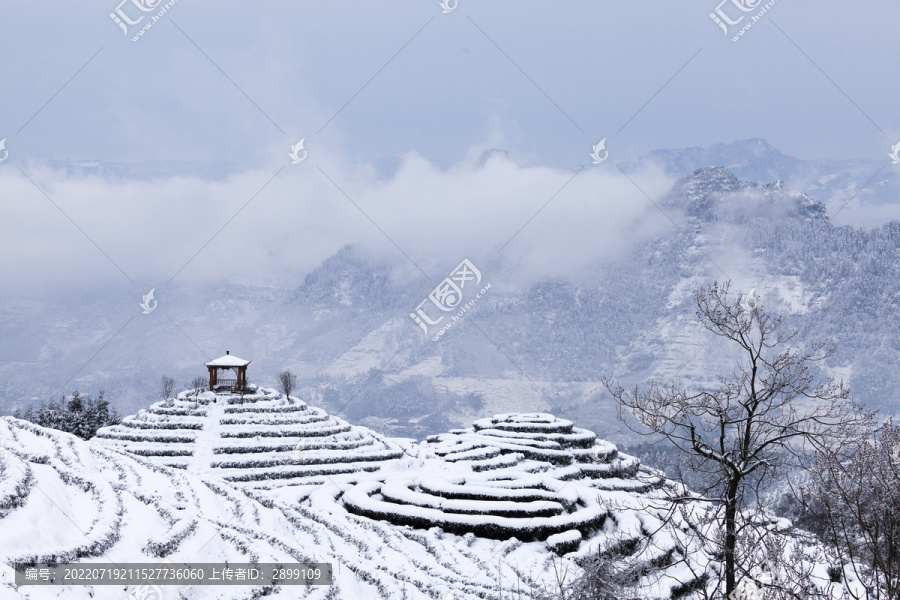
top-left (0, 390), bottom-right (860, 599)
top-left (0, 415), bottom-right (330, 599)
top-left (0, 394), bottom-right (685, 599)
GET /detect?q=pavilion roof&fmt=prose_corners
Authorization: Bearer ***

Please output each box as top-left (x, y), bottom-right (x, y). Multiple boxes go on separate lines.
top-left (205, 354), bottom-right (251, 367)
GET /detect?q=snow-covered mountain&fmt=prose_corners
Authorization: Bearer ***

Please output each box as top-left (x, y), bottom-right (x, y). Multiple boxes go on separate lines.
top-left (624, 138), bottom-right (900, 222)
top-left (4, 141), bottom-right (900, 447)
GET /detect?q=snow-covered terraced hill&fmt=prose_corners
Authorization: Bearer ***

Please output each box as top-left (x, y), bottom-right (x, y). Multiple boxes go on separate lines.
top-left (94, 387), bottom-right (404, 489)
top-left (427, 413), bottom-right (654, 487)
top-left (0, 395), bottom-right (852, 599)
top-left (345, 413), bottom-right (665, 544)
top-left (6, 412), bottom-right (622, 599)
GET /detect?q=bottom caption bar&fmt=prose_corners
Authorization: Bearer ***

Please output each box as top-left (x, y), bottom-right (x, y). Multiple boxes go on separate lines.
top-left (15, 563), bottom-right (332, 586)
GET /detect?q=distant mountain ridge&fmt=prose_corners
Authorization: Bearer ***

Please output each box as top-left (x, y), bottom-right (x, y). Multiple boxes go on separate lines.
top-left (665, 166), bottom-right (828, 223)
top-left (3, 141), bottom-right (900, 445)
top-left (626, 138), bottom-right (899, 221)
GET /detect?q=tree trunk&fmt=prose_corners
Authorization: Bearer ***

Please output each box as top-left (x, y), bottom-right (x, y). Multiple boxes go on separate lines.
top-left (725, 477), bottom-right (740, 597)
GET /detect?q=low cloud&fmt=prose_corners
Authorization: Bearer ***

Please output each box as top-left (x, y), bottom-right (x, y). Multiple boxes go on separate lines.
top-left (1, 144), bottom-right (676, 297)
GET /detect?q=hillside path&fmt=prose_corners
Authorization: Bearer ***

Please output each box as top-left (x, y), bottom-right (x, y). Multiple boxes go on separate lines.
top-left (190, 399), bottom-right (226, 475)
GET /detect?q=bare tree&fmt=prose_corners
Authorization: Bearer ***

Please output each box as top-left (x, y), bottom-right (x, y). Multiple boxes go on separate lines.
top-left (159, 376), bottom-right (176, 402)
top-left (603, 281), bottom-right (872, 598)
top-left (278, 370), bottom-right (298, 404)
top-left (190, 376), bottom-right (206, 403)
top-left (801, 420), bottom-right (900, 599)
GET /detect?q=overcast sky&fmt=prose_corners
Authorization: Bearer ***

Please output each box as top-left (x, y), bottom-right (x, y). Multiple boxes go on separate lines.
top-left (1, 1), bottom-right (898, 296)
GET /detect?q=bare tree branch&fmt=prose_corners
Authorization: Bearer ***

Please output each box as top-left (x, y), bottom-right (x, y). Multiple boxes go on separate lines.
top-left (603, 280), bottom-right (874, 598)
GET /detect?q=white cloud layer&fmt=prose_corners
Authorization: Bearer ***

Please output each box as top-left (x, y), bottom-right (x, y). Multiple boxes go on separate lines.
top-left (1, 144), bottom-right (675, 296)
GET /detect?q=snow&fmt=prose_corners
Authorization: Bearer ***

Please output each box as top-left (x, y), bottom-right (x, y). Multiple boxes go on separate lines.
top-left (322, 317), bottom-right (409, 377)
top-left (93, 388), bottom-right (405, 485)
top-left (205, 354), bottom-right (251, 367)
top-left (0, 392), bottom-right (861, 599)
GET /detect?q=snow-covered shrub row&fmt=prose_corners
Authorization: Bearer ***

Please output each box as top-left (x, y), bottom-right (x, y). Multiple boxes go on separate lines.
top-left (0, 454), bottom-right (33, 517)
top-left (474, 426), bottom-right (596, 448)
top-left (344, 479), bottom-right (608, 541)
top-left (223, 404), bottom-right (307, 414)
top-left (119, 418), bottom-right (203, 430)
top-left (442, 445), bottom-right (501, 462)
top-left (546, 529), bottom-right (582, 554)
top-left (380, 481), bottom-right (567, 518)
top-left (216, 387), bottom-right (281, 404)
top-left (472, 413), bottom-right (577, 434)
top-left (224, 396), bottom-right (294, 408)
top-left (217, 411), bottom-right (329, 427)
top-left (430, 431), bottom-right (575, 464)
top-left (469, 453), bottom-right (522, 471)
top-left (143, 517), bottom-right (198, 557)
top-left (94, 429), bottom-right (195, 443)
top-left (219, 422), bottom-right (352, 438)
top-left (418, 476), bottom-right (567, 506)
top-left (539, 465), bottom-right (590, 484)
top-left (126, 447), bottom-right (194, 457)
top-left (570, 442), bottom-right (618, 464)
top-left (211, 446), bottom-right (403, 469)
top-left (578, 455), bottom-right (641, 479)
top-left (218, 414), bottom-right (328, 426)
top-left (213, 437), bottom-right (374, 454)
top-left (584, 471), bottom-right (666, 493)
top-left (426, 436), bottom-right (482, 455)
top-left (224, 462), bottom-right (382, 482)
top-left (148, 406), bottom-right (207, 417)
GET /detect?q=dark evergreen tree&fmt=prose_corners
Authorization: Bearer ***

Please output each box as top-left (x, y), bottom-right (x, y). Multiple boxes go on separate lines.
top-left (67, 390), bottom-right (84, 413)
top-left (13, 389), bottom-right (121, 440)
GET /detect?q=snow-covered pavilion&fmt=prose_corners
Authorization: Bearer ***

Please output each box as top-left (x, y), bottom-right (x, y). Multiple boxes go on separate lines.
top-left (205, 351), bottom-right (251, 392)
